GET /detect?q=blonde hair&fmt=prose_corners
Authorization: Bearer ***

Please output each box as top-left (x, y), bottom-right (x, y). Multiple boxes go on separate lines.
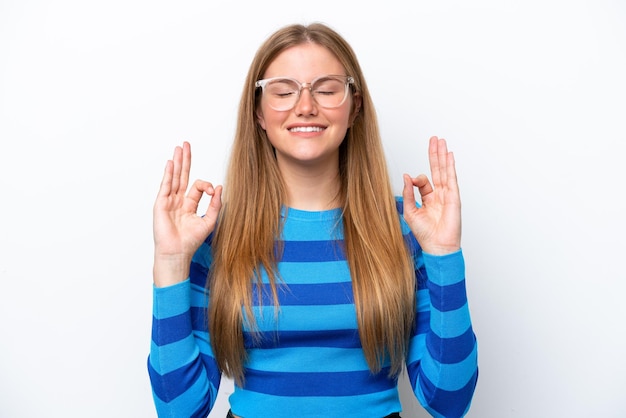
top-left (208, 23), bottom-right (415, 386)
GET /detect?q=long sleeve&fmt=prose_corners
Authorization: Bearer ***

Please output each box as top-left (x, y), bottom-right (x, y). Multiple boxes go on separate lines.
top-left (147, 240), bottom-right (221, 417)
top-left (407, 249), bottom-right (478, 418)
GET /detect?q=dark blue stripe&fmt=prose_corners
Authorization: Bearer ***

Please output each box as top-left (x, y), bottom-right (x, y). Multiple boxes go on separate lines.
top-left (415, 265), bottom-right (428, 289)
top-left (199, 353), bottom-right (222, 394)
top-left (281, 240), bottom-right (345, 262)
top-left (428, 279), bottom-right (468, 312)
top-left (395, 199), bottom-right (404, 214)
top-left (412, 310), bottom-right (431, 337)
top-left (148, 354), bottom-right (204, 402)
top-left (152, 312), bottom-right (192, 346)
top-left (244, 328), bottom-right (362, 349)
top-left (189, 260), bottom-right (209, 288)
top-left (411, 366), bottom-right (478, 418)
top-left (252, 282), bottom-right (354, 306)
top-left (190, 401), bottom-right (211, 418)
top-left (243, 367), bottom-right (395, 397)
top-left (190, 306), bottom-right (208, 332)
top-left (426, 327), bottom-right (476, 364)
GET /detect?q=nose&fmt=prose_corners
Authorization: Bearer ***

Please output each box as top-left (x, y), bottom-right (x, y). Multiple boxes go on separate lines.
top-left (294, 85), bottom-right (318, 116)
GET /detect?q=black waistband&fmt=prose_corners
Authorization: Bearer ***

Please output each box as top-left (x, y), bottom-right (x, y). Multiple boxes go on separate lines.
top-left (226, 410), bottom-right (401, 418)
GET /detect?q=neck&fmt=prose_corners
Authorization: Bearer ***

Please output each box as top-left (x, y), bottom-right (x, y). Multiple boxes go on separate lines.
top-left (278, 159), bottom-right (342, 211)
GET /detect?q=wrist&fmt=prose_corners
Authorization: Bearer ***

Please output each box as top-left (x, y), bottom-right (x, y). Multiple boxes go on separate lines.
top-left (421, 245), bottom-right (461, 256)
top-left (153, 253), bottom-right (192, 288)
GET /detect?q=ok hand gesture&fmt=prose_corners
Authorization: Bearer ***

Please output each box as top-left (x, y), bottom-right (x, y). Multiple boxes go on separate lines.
top-left (402, 136), bottom-right (462, 255)
top-left (152, 142), bottom-right (222, 287)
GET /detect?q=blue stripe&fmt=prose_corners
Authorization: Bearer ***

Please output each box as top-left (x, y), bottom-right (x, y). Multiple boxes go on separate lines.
top-left (415, 265), bottom-right (428, 290)
top-left (272, 260), bottom-right (351, 284)
top-left (148, 354), bottom-right (204, 402)
top-left (153, 280), bottom-right (191, 319)
top-left (252, 282), bottom-right (354, 306)
top-left (152, 312), bottom-right (192, 346)
top-left (189, 260), bottom-right (209, 288)
top-left (415, 367), bottom-right (478, 418)
top-left (281, 240), bottom-right (345, 262)
top-left (244, 328), bottom-right (361, 349)
top-left (190, 306), bottom-right (208, 332)
top-left (411, 309), bottom-right (430, 338)
top-left (246, 304), bottom-right (358, 332)
top-left (229, 387), bottom-right (401, 418)
top-left (149, 335), bottom-right (199, 375)
top-left (199, 353), bottom-right (222, 393)
top-left (426, 326), bottom-right (476, 364)
top-left (429, 279), bottom-right (468, 312)
top-left (423, 251), bottom-right (465, 286)
top-left (246, 346), bottom-right (370, 373)
top-left (419, 344), bottom-right (478, 391)
top-left (243, 367), bottom-right (395, 397)
top-left (430, 303), bottom-right (471, 339)
top-left (190, 401), bottom-right (211, 418)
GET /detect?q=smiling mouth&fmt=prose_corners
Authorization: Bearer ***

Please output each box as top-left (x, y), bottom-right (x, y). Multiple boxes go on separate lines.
top-left (288, 126), bottom-right (325, 133)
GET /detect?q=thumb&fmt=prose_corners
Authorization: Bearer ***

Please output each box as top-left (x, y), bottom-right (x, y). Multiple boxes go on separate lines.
top-left (204, 185), bottom-right (223, 224)
top-left (402, 174), bottom-right (417, 213)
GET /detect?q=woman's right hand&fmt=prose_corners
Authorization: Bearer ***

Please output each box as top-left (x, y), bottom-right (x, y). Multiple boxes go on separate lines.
top-left (152, 141), bottom-right (222, 287)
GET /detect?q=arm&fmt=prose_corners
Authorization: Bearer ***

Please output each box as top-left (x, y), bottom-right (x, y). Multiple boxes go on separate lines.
top-left (148, 142), bottom-right (223, 417)
top-left (407, 247), bottom-right (478, 418)
top-left (401, 137), bottom-right (478, 417)
top-left (148, 241), bottom-right (221, 417)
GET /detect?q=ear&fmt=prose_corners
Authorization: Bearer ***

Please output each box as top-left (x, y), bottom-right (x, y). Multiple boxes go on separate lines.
top-left (350, 93), bottom-right (362, 125)
top-left (256, 108), bottom-right (267, 130)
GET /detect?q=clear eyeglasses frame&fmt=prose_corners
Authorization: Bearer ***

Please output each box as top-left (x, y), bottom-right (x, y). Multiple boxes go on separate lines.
top-left (255, 74), bottom-right (355, 111)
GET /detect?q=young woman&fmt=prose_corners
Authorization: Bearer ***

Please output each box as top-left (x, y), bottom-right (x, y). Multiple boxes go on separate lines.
top-left (148, 23), bottom-right (478, 418)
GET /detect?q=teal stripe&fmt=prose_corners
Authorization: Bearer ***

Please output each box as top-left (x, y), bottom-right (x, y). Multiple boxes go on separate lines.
top-left (420, 344), bottom-right (479, 391)
top-left (193, 331), bottom-right (212, 353)
top-left (153, 280), bottom-right (191, 319)
top-left (245, 304), bottom-right (357, 332)
top-left (423, 251), bottom-right (465, 286)
top-left (190, 283), bottom-right (209, 307)
top-left (408, 333), bottom-right (427, 361)
top-left (229, 387), bottom-right (400, 418)
top-left (149, 335), bottom-right (200, 375)
top-left (257, 260), bottom-right (351, 284)
top-left (282, 208), bottom-right (342, 240)
top-left (246, 346), bottom-right (371, 373)
top-left (430, 303), bottom-right (471, 339)
top-left (416, 288), bottom-right (431, 312)
top-left (152, 371), bottom-right (215, 415)
top-left (191, 241), bottom-right (212, 266)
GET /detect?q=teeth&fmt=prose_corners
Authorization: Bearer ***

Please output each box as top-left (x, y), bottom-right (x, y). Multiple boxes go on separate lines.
top-left (289, 126), bottom-right (324, 132)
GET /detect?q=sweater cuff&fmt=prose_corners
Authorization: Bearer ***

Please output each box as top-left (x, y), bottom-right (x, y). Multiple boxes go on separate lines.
top-left (152, 278), bottom-right (192, 319)
top-left (422, 249), bottom-right (465, 287)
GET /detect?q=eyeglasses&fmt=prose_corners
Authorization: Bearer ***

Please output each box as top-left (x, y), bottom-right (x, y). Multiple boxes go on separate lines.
top-left (255, 75), bottom-right (355, 111)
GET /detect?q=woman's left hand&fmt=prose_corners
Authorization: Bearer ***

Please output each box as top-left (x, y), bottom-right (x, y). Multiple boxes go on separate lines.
top-left (402, 136), bottom-right (462, 255)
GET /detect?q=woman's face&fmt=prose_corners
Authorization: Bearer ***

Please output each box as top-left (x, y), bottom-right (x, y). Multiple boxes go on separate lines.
top-left (256, 43), bottom-right (357, 172)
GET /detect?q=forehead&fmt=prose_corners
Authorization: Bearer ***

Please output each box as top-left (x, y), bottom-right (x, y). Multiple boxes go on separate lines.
top-left (263, 43), bottom-right (345, 80)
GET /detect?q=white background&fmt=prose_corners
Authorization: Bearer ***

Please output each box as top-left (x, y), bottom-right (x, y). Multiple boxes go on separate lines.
top-left (1, 0), bottom-right (625, 417)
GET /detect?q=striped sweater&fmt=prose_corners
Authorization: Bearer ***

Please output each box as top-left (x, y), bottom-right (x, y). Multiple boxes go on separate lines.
top-left (148, 202), bottom-right (478, 417)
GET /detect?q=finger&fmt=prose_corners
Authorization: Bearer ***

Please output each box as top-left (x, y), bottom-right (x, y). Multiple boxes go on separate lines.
top-left (446, 151), bottom-right (460, 194)
top-left (157, 159), bottom-right (174, 198)
top-left (171, 145), bottom-right (183, 194)
top-left (204, 185), bottom-right (223, 223)
top-left (428, 136), bottom-right (442, 188)
top-left (413, 174), bottom-right (434, 201)
top-left (186, 180), bottom-right (213, 208)
top-left (402, 174), bottom-right (417, 210)
top-left (179, 141), bottom-right (192, 194)
top-left (437, 137), bottom-right (450, 187)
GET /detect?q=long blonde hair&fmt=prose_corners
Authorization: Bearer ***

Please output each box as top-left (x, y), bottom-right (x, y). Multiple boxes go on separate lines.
top-left (208, 23), bottom-right (415, 386)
